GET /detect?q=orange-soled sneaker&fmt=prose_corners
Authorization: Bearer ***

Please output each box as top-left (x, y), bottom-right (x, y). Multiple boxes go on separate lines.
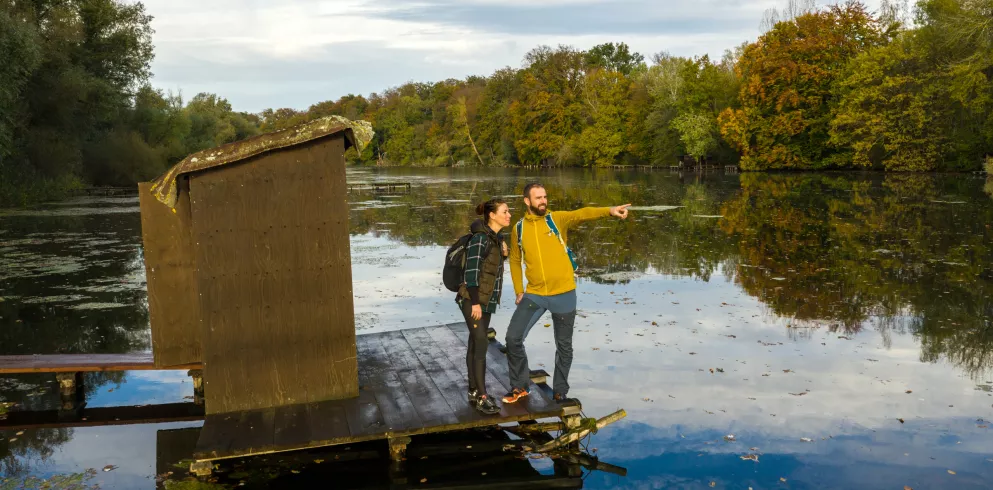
top-left (501, 387), bottom-right (529, 404)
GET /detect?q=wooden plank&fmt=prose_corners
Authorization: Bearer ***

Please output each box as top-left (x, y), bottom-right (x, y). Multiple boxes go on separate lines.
top-left (484, 342), bottom-right (560, 417)
top-left (0, 353), bottom-right (200, 374)
top-left (379, 330), bottom-right (459, 427)
top-left (427, 324), bottom-right (531, 419)
top-left (223, 409), bottom-right (276, 458)
top-left (0, 402), bottom-right (204, 431)
top-left (273, 402), bottom-right (312, 449)
top-left (139, 179), bottom-right (202, 367)
top-left (307, 401), bottom-right (351, 443)
top-left (350, 333), bottom-right (415, 434)
top-left (418, 477), bottom-right (583, 489)
top-left (446, 324), bottom-right (559, 417)
top-left (156, 427), bottom-right (202, 477)
top-left (193, 326), bottom-right (567, 463)
top-left (400, 328), bottom-right (484, 423)
top-left (342, 388), bottom-right (386, 438)
top-left (189, 134), bottom-right (358, 414)
top-left (194, 412), bottom-right (242, 459)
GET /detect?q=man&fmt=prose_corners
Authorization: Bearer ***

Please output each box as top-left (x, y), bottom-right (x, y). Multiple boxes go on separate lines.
top-left (502, 182), bottom-right (630, 404)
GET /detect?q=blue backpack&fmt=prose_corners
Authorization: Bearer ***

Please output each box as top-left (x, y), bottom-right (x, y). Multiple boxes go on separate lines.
top-left (515, 214), bottom-right (578, 272)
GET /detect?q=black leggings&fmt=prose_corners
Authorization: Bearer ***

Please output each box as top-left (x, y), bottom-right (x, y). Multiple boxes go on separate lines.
top-left (459, 300), bottom-right (490, 394)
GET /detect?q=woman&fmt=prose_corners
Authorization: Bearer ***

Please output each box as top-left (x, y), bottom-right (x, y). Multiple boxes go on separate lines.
top-left (458, 198), bottom-right (511, 415)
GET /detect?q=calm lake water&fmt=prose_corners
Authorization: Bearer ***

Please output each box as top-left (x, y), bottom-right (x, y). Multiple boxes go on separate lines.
top-left (1, 169), bottom-right (992, 489)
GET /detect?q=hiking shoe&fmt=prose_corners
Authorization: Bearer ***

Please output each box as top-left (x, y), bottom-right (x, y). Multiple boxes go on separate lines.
top-left (501, 387), bottom-right (529, 404)
top-left (474, 394), bottom-right (500, 415)
top-left (468, 388), bottom-right (481, 403)
top-left (553, 393), bottom-right (579, 406)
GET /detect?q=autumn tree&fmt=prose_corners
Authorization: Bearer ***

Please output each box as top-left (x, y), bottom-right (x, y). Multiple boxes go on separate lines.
top-left (719, 2), bottom-right (886, 170)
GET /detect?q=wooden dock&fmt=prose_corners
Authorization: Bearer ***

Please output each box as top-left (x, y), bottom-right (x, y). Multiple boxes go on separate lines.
top-left (159, 426), bottom-right (601, 489)
top-left (348, 182), bottom-right (412, 193)
top-left (0, 402), bottom-right (204, 430)
top-left (68, 186), bottom-right (138, 197)
top-left (193, 323), bottom-right (567, 463)
top-left (0, 353), bottom-right (203, 410)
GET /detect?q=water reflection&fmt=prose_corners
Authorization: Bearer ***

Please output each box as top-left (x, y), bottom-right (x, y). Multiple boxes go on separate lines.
top-left (1, 170), bottom-right (992, 488)
top-left (347, 170), bottom-right (993, 381)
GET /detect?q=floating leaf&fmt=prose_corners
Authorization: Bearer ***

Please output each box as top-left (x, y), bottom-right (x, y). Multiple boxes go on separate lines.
top-left (947, 470), bottom-right (956, 475)
top-left (102, 465), bottom-right (117, 472)
top-left (741, 454), bottom-right (759, 462)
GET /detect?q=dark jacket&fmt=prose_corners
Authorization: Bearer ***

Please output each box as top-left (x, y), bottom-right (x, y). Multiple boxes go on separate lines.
top-left (457, 219), bottom-right (505, 313)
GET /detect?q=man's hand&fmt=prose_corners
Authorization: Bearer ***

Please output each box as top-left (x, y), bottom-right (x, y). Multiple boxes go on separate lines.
top-left (516, 293), bottom-right (524, 305)
top-left (501, 241), bottom-right (508, 257)
top-left (610, 204), bottom-right (632, 219)
top-left (471, 304), bottom-right (483, 320)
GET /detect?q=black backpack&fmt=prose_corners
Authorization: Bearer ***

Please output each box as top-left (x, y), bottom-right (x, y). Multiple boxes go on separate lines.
top-left (442, 233), bottom-right (491, 292)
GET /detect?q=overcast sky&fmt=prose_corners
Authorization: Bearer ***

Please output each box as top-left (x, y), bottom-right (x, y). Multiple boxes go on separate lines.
top-left (143, 0), bottom-right (886, 113)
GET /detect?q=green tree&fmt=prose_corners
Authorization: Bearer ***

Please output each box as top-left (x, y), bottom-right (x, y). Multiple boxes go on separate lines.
top-left (626, 53), bottom-right (687, 165)
top-left (183, 93), bottom-right (259, 154)
top-left (830, 0), bottom-right (992, 171)
top-left (509, 46), bottom-right (585, 166)
top-left (575, 68), bottom-right (629, 166)
top-left (0, 0), bottom-right (155, 204)
top-left (132, 86), bottom-right (190, 163)
top-left (583, 42), bottom-right (645, 76)
top-left (0, 9), bottom-right (41, 160)
top-left (671, 112), bottom-right (718, 162)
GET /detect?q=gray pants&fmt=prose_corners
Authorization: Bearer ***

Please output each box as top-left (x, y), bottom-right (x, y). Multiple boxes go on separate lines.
top-left (505, 291), bottom-right (577, 396)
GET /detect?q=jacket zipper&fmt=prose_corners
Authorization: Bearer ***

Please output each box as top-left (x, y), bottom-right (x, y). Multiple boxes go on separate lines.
top-left (533, 220), bottom-right (546, 291)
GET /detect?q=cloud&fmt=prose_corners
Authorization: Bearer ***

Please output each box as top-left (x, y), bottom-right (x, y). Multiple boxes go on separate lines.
top-left (143, 0), bottom-right (885, 112)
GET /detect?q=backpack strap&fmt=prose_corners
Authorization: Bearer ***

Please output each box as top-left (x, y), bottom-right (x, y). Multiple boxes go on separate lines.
top-left (545, 214), bottom-right (578, 272)
top-left (515, 218), bottom-right (525, 261)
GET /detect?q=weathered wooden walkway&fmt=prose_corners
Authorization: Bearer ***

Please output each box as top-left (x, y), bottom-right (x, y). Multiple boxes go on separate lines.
top-left (0, 353), bottom-right (204, 411)
top-left (194, 323), bottom-right (566, 462)
top-left (0, 353), bottom-right (200, 374)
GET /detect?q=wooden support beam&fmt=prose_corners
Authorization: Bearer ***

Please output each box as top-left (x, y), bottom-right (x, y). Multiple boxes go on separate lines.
top-left (508, 421), bottom-right (565, 434)
top-left (558, 453), bottom-right (628, 477)
top-left (55, 372), bottom-right (83, 411)
top-left (538, 409), bottom-right (626, 453)
top-left (529, 369), bottom-right (549, 385)
top-left (189, 460), bottom-right (213, 477)
top-left (188, 369), bottom-right (204, 406)
top-left (388, 436), bottom-right (412, 462)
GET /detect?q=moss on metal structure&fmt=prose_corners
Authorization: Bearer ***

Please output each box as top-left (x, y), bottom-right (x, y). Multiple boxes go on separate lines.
top-left (150, 116), bottom-right (373, 208)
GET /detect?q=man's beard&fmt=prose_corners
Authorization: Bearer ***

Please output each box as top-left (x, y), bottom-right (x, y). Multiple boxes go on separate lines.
top-left (529, 203), bottom-right (547, 216)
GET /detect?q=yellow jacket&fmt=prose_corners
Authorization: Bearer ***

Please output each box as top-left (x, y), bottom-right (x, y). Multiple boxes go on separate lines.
top-left (509, 207), bottom-right (612, 296)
